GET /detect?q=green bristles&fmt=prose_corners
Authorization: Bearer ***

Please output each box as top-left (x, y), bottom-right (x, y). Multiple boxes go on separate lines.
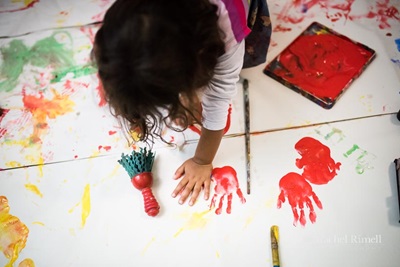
top-left (118, 148), bottom-right (155, 178)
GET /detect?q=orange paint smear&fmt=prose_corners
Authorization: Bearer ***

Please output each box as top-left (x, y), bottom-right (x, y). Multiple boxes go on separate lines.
top-left (0, 196), bottom-right (33, 267)
top-left (22, 89), bottom-right (74, 143)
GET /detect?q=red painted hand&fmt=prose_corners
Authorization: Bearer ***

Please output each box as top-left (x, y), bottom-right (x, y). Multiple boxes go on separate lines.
top-left (210, 166), bottom-right (246, 215)
top-left (277, 172), bottom-right (322, 226)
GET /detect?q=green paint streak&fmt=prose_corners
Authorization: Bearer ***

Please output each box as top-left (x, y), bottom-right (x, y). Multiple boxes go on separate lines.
top-left (0, 31), bottom-right (93, 92)
top-left (343, 144), bottom-right (360, 158)
top-left (51, 64), bottom-right (97, 83)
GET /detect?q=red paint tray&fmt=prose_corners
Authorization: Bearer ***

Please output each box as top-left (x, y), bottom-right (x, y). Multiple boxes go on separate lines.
top-left (263, 22), bottom-right (376, 109)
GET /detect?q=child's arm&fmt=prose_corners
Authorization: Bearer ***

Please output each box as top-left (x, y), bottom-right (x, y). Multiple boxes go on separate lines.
top-left (172, 128), bottom-right (224, 206)
top-left (172, 41), bottom-right (245, 206)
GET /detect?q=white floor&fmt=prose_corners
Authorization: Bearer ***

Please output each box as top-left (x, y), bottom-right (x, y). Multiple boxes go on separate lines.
top-left (0, 1), bottom-right (399, 266)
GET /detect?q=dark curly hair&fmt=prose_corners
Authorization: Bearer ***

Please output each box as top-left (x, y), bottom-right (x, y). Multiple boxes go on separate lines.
top-left (93, 0), bottom-right (225, 143)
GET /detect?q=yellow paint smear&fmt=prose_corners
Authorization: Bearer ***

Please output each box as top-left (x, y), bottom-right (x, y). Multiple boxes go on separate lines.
top-left (174, 210), bottom-right (210, 237)
top-left (24, 184), bottom-right (43, 198)
top-left (5, 161), bottom-right (22, 168)
top-left (11, 0), bottom-right (36, 6)
top-left (0, 196), bottom-right (31, 267)
top-left (141, 237), bottom-right (156, 255)
top-left (18, 258), bottom-right (35, 267)
top-left (81, 184), bottom-right (91, 228)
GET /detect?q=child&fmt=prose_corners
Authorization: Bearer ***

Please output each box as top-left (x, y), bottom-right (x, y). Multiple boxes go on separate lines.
top-left (93, 0), bottom-right (251, 206)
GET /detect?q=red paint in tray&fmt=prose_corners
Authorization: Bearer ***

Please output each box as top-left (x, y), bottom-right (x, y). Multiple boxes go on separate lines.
top-left (264, 22), bottom-right (376, 109)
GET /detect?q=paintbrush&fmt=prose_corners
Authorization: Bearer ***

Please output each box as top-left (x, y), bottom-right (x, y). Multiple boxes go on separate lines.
top-left (243, 79), bottom-right (251, 194)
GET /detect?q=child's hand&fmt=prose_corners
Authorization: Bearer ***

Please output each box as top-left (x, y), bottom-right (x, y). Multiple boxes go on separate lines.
top-left (171, 158), bottom-right (213, 206)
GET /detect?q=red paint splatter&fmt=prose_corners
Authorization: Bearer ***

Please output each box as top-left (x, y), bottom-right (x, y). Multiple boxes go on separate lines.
top-left (273, 25), bottom-right (292, 32)
top-left (295, 137), bottom-right (341, 185)
top-left (277, 172), bottom-right (322, 226)
top-left (0, 0), bottom-right (39, 13)
top-left (0, 109), bottom-right (10, 139)
top-left (98, 145), bottom-right (111, 152)
top-left (351, 0), bottom-right (400, 29)
top-left (274, 33), bottom-right (374, 101)
top-left (210, 166), bottom-right (246, 215)
top-left (108, 130), bottom-right (117, 135)
top-left (96, 74), bottom-right (107, 107)
top-left (74, 155), bottom-right (78, 159)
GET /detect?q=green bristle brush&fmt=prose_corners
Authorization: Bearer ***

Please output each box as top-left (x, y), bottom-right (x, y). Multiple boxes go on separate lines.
top-left (118, 148), bottom-right (160, 217)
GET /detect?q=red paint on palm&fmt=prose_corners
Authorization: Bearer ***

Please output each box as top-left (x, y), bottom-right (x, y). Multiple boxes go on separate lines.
top-left (210, 166), bottom-right (246, 215)
top-left (277, 172), bottom-right (322, 226)
top-left (131, 172), bottom-right (160, 217)
top-left (295, 137), bottom-right (341, 184)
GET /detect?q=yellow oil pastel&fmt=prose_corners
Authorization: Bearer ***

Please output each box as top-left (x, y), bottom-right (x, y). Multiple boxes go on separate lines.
top-left (270, 225), bottom-right (280, 267)
top-left (24, 184), bottom-right (43, 198)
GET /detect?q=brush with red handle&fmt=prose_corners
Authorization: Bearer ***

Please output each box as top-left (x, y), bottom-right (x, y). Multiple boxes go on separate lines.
top-left (118, 148), bottom-right (160, 217)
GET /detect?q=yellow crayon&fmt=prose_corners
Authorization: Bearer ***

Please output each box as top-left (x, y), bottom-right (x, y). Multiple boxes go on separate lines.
top-left (271, 225), bottom-right (280, 267)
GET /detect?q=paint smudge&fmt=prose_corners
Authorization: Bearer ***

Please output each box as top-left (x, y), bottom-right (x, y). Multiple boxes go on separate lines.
top-left (273, 0), bottom-right (355, 31)
top-left (174, 210), bottom-right (210, 237)
top-left (17, 258), bottom-right (35, 267)
top-left (81, 184), bottom-right (91, 227)
top-left (24, 184), bottom-right (43, 198)
top-left (277, 172), bottom-right (322, 226)
top-left (95, 74), bottom-right (107, 107)
top-left (98, 145), bottom-right (111, 152)
top-left (0, 0), bottom-right (39, 13)
top-left (315, 125), bottom-right (376, 174)
top-left (314, 125), bottom-right (345, 144)
top-left (141, 237), bottom-right (156, 255)
top-left (0, 196), bottom-right (34, 267)
top-left (344, 144), bottom-right (376, 174)
top-left (395, 38), bottom-right (400, 52)
top-left (22, 88), bottom-right (75, 143)
top-left (210, 166), bottom-right (246, 215)
top-left (277, 137), bottom-right (340, 226)
top-left (392, 58), bottom-right (400, 68)
top-left (272, 0), bottom-right (399, 32)
top-left (295, 137), bottom-right (341, 185)
top-left (0, 32), bottom-right (75, 92)
top-left (68, 184), bottom-right (91, 228)
top-left (350, 0), bottom-right (400, 30)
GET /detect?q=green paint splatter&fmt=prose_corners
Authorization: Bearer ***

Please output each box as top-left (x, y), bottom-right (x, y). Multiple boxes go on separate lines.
top-left (0, 31), bottom-right (95, 92)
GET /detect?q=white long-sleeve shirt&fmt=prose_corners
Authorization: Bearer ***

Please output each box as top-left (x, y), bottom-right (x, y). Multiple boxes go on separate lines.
top-left (201, 0), bottom-right (250, 131)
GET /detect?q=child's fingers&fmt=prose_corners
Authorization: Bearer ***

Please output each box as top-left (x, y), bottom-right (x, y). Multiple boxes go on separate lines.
top-left (188, 182), bottom-right (203, 206)
top-left (203, 179), bottom-right (211, 200)
top-left (178, 180), bottom-right (196, 205)
top-left (171, 178), bottom-right (188, 198)
top-left (174, 164), bottom-right (185, 179)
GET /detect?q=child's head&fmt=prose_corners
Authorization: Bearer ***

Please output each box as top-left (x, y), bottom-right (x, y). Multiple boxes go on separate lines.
top-left (93, 0), bottom-right (225, 142)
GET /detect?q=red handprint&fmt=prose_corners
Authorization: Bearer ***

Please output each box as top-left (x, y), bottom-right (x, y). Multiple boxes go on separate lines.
top-left (277, 172), bottom-right (322, 226)
top-left (295, 137), bottom-right (341, 185)
top-left (210, 166), bottom-right (246, 215)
